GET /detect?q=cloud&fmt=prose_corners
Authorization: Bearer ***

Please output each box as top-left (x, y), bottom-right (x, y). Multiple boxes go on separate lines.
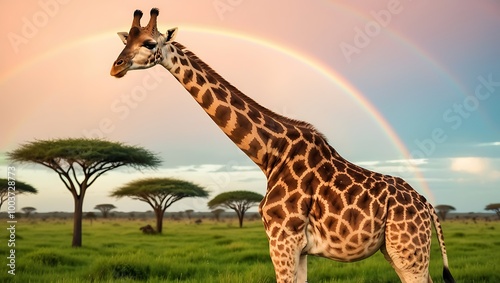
top-left (450, 157), bottom-right (488, 174)
top-left (355, 158), bottom-right (429, 176)
top-left (356, 161), bottom-right (381, 167)
top-left (476, 141), bottom-right (500, 147)
top-left (386, 158), bottom-right (428, 166)
top-left (450, 157), bottom-right (500, 180)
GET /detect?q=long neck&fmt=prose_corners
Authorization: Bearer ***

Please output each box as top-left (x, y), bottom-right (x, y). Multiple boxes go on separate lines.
top-left (160, 42), bottom-right (295, 173)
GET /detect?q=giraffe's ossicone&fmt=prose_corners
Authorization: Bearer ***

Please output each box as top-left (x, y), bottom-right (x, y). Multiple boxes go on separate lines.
top-left (110, 8), bottom-right (455, 283)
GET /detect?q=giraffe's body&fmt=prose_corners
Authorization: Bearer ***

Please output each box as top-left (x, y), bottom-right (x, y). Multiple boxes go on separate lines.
top-left (110, 9), bottom-right (455, 283)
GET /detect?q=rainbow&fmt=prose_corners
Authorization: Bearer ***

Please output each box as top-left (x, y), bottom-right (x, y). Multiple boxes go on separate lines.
top-left (0, 25), bottom-right (436, 202)
top-left (326, 1), bottom-right (469, 97)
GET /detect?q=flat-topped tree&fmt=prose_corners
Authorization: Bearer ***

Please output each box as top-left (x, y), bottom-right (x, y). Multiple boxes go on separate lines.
top-left (94, 204), bottom-right (117, 218)
top-left (485, 203), bottom-right (500, 219)
top-left (0, 179), bottom-right (38, 210)
top-left (7, 138), bottom-right (161, 247)
top-left (435, 205), bottom-right (456, 221)
top-left (211, 208), bottom-right (225, 221)
top-left (185, 209), bottom-right (194, 220)
top-left (110, 177), bottom-right (209, 233)
top-left (85, 212), bottom-right (97, 225)
top-left (21, 206), bottom-right (36, 217)
top-left (208, 191), bottom-right (264, 228)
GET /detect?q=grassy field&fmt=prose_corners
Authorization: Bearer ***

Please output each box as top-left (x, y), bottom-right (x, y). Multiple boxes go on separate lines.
top-left (0, 217), bottom-right (499, 282)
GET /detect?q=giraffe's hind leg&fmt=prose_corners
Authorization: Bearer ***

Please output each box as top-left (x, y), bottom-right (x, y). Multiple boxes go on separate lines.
top-left (380, 225), bottom-right (433, 283)
top-left (380, 244), bottom-right (432, 283)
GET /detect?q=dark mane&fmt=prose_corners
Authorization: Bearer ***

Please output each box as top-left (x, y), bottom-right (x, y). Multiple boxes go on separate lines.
top-left (171, 41), bottom-right (328, 141)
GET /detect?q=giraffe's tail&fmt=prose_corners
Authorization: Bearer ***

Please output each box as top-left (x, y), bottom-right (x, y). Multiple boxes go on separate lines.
top-left (427, 202), bottom-right (456, 283)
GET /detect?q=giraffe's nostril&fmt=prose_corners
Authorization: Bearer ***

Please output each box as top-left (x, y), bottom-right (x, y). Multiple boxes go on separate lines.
top-left (115, 59), bottom-right (124, 66)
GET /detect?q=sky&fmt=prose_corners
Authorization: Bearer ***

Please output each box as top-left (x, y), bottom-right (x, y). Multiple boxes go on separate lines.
top-left (0, 1), bottom-right (499, 214)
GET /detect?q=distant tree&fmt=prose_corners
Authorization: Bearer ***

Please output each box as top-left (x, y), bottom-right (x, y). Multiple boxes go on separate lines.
top-left (208, 191), bottom-right (264, 228)
top-left (435, 204), bottom-right (456, 221)
top-left (110, 178), bottom-right (209, 233)
top-left (185, 209), bottom-right (194, 220)
top-left (0, 179), bottom-right (38, 210)
top-left (7, 138), bottom-right (161, 247)
top-left (172, 211), bottom-right (183, 220)
top-left (129, 212), bottom-right (136, 220)
top-left (21, 206), bottom-right (36, 217)
top-left (85, 212), bottom-right (97, 225)
top-left (211, 208), bottom-right (225, 221)
top-left (94, 204), bottom-right (117, 218)
top-left (485, 203), bottom-right (500, 219)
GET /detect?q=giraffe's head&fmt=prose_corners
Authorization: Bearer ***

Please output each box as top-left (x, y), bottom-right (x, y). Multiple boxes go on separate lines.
top-left (110, 8), bottom-right (177, 78)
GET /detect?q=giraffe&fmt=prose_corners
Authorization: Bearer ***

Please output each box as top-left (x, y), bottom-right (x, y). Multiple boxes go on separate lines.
top-left (110, 8), bottom-right (455, 283)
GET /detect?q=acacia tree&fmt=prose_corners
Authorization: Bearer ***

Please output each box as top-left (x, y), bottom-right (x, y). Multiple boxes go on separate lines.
top-left (208, 191), bottom-right (264, 228)
top-left (22, 206), bottom-right (36, 217)
top-left (85, 212), bottom-right (97, 225)
top-left (94, 204), bottom-right (117, 218)
top-left (211, 208), bottom-right (225, 221)
top-left (0, 179), bottom-right (38, 210)
top-left (485, 203), bottom-right (500, 219)
top-left (110, 178), bottom-right (209, 233)
top-left (185, 209), bottom-right (194, 220)
top-left (435, 204), bottom-right (456, 221)
top-left (7, 138), bottom-right (161, 247)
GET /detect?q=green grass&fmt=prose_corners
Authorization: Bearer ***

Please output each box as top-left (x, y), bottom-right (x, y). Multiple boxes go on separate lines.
top-left (0, 218), bottom-right (499, 282)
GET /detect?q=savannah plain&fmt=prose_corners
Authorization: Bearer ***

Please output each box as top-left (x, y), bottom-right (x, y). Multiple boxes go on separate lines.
top-left (0, 215), bottom-right (499, 283)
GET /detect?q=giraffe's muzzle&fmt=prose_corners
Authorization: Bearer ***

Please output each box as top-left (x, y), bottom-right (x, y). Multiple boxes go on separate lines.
top-left (110, 59), bottom-right (130, 78)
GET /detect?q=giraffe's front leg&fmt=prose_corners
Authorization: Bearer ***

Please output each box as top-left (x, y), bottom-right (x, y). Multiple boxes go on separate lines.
top-left (267, 230), bottom-right (307, 283)
top-left (259, 185), bottom-right (311, 283)
top-left (297, 254), bottom-right (308, 283)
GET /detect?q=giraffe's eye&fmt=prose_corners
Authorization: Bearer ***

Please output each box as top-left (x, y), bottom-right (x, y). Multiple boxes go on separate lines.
top-left (143, 41), bottom-right (157, 50)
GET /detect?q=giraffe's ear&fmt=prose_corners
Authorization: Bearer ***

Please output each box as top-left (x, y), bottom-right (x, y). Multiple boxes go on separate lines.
top-left (117, 32), bottom-right (129, 45)
top-left (165, 27), bottom-right (178, 42)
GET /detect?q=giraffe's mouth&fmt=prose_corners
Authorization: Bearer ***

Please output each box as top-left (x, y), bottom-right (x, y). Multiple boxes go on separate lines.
top-left (110, 58), bottom-right (131, 78)
top-left (110, 68), bottom-right (128, 78)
